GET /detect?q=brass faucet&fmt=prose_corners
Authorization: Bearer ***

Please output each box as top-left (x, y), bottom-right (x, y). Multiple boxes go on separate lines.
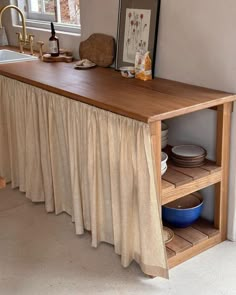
top-left (0, 5), bottom-right (34, 54)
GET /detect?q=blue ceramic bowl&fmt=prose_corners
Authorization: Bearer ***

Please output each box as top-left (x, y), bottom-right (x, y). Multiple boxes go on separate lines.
top-left (162, 193), bottom-right (203, 228)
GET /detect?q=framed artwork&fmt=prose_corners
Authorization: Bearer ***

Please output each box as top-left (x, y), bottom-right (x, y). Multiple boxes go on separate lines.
top-left (115, 0), bottom-right (161, 71)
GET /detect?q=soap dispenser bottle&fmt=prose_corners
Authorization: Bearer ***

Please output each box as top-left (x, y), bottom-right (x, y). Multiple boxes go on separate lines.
top-left (49, 22), bottom-right (59, 57)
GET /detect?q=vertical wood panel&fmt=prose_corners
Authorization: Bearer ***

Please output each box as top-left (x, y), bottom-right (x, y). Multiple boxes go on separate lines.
top-left (215, 102), bottom-right (232, 240)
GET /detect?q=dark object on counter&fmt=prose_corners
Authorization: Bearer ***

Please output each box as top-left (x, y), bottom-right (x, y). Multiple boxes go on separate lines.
top-left (162, 193), bottom-right (203, 228)
top-left (49, 22), bottom-right (60, 57)
top-left (79, 33), bottom-right (115, 67)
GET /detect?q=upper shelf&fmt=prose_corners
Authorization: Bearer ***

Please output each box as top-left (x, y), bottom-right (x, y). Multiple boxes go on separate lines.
top-left (161, 160), bottom-right (221, 204)
top-left (0, 47), bottom-right (235, 123)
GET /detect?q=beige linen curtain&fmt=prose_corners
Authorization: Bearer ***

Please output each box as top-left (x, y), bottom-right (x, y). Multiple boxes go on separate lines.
top-left (0, 75), bottom-right (168, 278)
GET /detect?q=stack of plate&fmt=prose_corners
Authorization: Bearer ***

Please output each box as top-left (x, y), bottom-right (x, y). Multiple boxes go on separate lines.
top-left (161, 152), bottom-right (168, 175)
top-left (171, 144), bottom-right (206, 168)
top-left (161, 122), bottom-right (168, 149)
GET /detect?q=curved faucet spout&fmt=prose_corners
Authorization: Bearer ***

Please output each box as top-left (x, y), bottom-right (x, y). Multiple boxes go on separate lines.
top-left (0, 5), bottom-right (27, 42)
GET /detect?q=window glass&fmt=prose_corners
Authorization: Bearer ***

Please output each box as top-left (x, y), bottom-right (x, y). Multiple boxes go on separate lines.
top-left (17, 0), bottom-right (80, 27)
top-left (59, 0), bottom-right (80, 25)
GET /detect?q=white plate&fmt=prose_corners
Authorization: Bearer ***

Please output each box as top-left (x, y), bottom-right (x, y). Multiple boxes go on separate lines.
top-left (74, 59), bottom-right (96, 69)
top-left (74, 64), bottom-right (96, 69)
top-left (172, 145), bottom-right (206, 158)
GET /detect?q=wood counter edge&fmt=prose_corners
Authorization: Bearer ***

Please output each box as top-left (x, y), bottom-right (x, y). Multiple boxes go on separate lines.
top-left (1, 47), bottom-right (236, 123)
top-left (147, 94), bottom-right (236, 123)
top-left (0, 68), bottom-right (150, 122)
top-left (1, 67), bottom-right (236, 124)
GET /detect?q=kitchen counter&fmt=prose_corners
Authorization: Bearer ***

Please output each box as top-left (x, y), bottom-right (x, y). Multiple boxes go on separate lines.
top-left (1, 48), bottom-right (236, 277)
top-left (0, 56), bottom-right (235, 123)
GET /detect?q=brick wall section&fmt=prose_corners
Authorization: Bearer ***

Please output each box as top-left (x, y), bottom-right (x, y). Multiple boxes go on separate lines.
top-left (46, 0), bottom-right (80, 24)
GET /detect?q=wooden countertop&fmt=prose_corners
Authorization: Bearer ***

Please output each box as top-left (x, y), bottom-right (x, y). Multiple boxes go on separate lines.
top-left (0, 54), bottom-right (235, 123)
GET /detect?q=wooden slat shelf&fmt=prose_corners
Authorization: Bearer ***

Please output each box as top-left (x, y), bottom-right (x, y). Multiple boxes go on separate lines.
top-left (165, 218), bottom-right (220, 268)
top-left (161, 160), bottom-right (222, 205)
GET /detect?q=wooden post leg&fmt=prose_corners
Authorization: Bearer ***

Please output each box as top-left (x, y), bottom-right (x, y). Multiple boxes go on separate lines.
top-left (0, 176), bottom-right (6, 189)
top-left (215, 102), bottom-right (232, 240)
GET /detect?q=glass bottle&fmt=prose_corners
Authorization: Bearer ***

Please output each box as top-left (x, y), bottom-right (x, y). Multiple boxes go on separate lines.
top-left (49, 22), bottom-right (59, 57)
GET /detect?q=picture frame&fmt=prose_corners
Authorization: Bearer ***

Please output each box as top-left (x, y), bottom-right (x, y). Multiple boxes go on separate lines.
top-left (115, 0), bottom-right (161, 72)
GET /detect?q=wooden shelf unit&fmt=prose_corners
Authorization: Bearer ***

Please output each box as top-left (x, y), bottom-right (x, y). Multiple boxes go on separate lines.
top-left (150, 102), bottom-right (232, 269)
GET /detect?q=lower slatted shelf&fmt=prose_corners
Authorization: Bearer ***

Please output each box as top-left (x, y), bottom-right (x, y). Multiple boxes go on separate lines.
top-left (165, 218), bottom-right (220, 268)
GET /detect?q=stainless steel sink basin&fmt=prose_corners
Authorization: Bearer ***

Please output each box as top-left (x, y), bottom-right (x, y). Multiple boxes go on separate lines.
top-left (0, 49), bottom-right (38, 64)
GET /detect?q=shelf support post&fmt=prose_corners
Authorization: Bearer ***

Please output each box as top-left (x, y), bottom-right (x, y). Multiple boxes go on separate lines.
top-left (215, 102), bottom-right (233, 240)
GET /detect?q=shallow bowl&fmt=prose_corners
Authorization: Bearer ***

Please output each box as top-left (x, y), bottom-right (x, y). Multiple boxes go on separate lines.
top-left (161, 165), bottom-right (167, 176)
top-left (161, 134), bottom-right (168, 140)
top-left (161, 139), bottom-right (168, 149)
top-left (119, 66), bottom-right (135, 78)
top-left (161, 152), bottom-right (168, 168)
top-left (161, 122), bottom-right (168, 137)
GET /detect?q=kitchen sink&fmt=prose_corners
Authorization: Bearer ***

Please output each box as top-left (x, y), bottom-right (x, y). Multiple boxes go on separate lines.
top-left (0, 49), bottom-right (38, 64)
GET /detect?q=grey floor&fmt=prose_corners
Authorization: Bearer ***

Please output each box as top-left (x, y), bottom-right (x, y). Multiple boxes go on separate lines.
top-left (1, 185), bottom-right (236, 295)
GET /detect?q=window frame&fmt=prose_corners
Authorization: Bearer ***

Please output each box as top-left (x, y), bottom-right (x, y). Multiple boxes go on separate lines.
top-left (27, 0), bottom-right (55, 21)
top-left (18, 0), bottom-right (81, 35)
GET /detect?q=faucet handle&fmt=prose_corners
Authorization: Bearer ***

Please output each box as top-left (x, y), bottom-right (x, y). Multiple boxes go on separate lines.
top-left (28, 34), bottom-right (34, 40)
top-left (16, 32), bottom-right (22, 41)
top-left (16, 32), bottom-right (24, 53)
top-left (28, 34), bottom-right (34, 55)
top-left (37, 41), bottom-right (44, 59)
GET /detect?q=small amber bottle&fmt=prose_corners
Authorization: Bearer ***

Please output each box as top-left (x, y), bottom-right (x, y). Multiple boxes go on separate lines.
top-left (49, 22), bottom-right (59, 57)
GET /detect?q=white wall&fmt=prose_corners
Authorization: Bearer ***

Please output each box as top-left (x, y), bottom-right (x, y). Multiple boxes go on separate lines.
top-left (155, 0), bottom-right (236, 231)
top-left (2, 0), bottom-right (236, 235)
top-left (156, 0), bottom-right (236, 91)
top-left (80, 0), bottom-right (119, 40)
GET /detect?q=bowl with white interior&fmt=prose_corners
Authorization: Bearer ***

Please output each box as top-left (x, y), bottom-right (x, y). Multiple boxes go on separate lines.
top-left (161, 165), bottom-right (167, 176)
top-left (119, 66), bottom-right (135, 78)
top-left (162, 138), bottom-right (168, 149)
top-left (161, 152), bottom-right (168, 170)
top-left (161, 122), bottom-right (168, 137)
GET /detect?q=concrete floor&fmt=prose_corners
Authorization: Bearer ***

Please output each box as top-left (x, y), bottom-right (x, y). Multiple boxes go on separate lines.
top-left (0, 185), bottom-right (236, 295)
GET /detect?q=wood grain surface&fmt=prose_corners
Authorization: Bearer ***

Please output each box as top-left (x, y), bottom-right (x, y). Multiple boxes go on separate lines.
top-left (0, 52), bottom-right (235, 123)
